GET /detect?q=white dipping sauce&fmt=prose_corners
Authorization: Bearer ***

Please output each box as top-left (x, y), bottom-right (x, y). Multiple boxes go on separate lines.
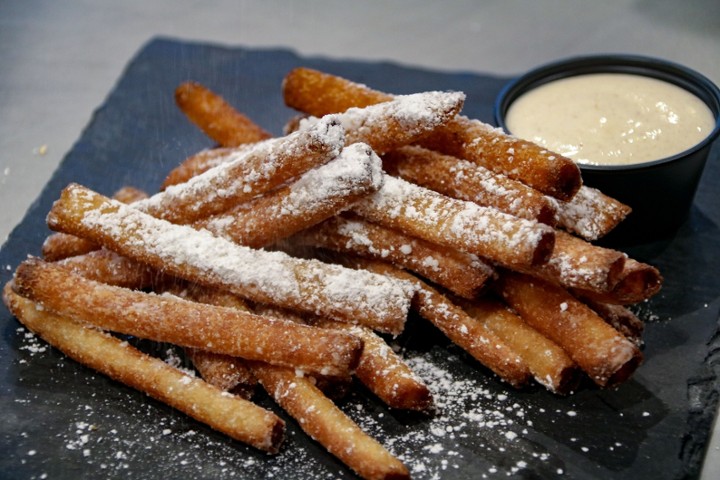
top-left (505, 73), bottom-right (716, 166)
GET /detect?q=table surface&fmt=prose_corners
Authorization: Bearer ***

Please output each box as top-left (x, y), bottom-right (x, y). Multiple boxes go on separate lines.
top-left (1, 1), bottom-right (719, 478)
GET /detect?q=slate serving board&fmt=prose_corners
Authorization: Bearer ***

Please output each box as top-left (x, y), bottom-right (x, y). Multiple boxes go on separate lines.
top-left (1, 37), bottom-right (719, 479)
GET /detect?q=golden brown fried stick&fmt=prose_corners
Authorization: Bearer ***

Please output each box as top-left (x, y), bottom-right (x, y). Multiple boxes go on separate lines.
top-left (517, 229), bottom-right (627, 294)
top-left (296, 215), bottom-right (494, 299)
top-left (57, 249), bottom-right (161, 290)
top-left (572, 258), bottom-right (663, 305)
top-left (250, 362), bottom-right (410, 480)
top-left (295, 90), bottom-right (465, 155)
top-left (13, 258), bottom-right (363, 377)
top-left (133, 117), bottom-right (345, 224)
top-left (460, 297), bottom-right (579, 394)
top-left (196, 142), bottom-right (384, 248)
top-left (581, 297), bottom-right (644, 346)
top-left (47, 184), bottom-right (415, 334)
top-left (175, 81), bottom-right (272, 147)
top-left (494, 271), bottom-right (643, 387)
top-left (42, 186), bottom-right (149, 261)
top-left (282, 67), bottom-right (582, 200)
top-left (356, 259), bottom-right (532, 388)
top-left (310, 316), bottom-right (434, 411)
top-left (3, 283), bottom-right (284, 453)
top-left (353, 174), bottom-right (555, 269)
top-left (383, 146), bottom-right (558, 225)
top-left (549, 185), bottom-right (632, 241)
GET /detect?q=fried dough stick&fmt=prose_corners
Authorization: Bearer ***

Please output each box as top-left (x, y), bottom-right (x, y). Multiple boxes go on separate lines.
top-left (132, 117), bottom-right (345, 224)
top-left (495, 271), bottom-right (643, 387)
top-left (550, 185), bottom-right (632, 241)
top-left (295, 90), bottom-right (465, 155)
top-left (47, 184), bottom-right (415, 334)
top-left (196, 143), bottom-right (384, 248)
top-left (161, 146), bottom-right (241, 190)
top-left (581, 298), bottom-right (644, 346)
top-left (460, 298), bottom-right (580, 394)
top-left (13, 258), bottom-right (363, 378)
top-left (356, 259), bottom-right (532, 388)
top-left (572, 258), bottom-right (663, 305)
top-left (250, 362), bottom-right (410, 480)
top-left (353, 174), bottom-right (555, 269)
top-left (2, 283), bottom-right (285, 453)
top-left (517, 230), bottom-right (627, 294)
top-left (383, 146), bottom-right (558, 225)
top-left (175, 81), bottom-right (272, 147)
top-left (282, 67), bottom-right (581, 200)
top-left (309, 317), bottom-right (434, 411)
top-left (42, 186), bottom-right (149, 261)
top-left (296, 215), bottom-right (494, 299)
top-left (57, 249), bottom-right (162, 290)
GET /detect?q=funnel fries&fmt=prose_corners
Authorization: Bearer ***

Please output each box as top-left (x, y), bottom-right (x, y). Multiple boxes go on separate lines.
top-left (13, 258), bottom-right (363, 377)
top-left (133, 117), bottom-right (345, 224)
top-left (354, 174), bottom-right (555, 268)
top-left (47, 184), bottom-right (414, 333)
top-left (3, 284), bottom-right (285, 453)
top-left (551, 185), bottom-right (632, 241)
top-left (251, 362), bottom-right (410, 480)
top-left (175, 81), bottom-right (272, 147)
top-left (383, 146), bottom-right (558, 225)
top-left (196, 142), bottom-right (384, 248)
top-left (495, 271), bottom-right (643, 387)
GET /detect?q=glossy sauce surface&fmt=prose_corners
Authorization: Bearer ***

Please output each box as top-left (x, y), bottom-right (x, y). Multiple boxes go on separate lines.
top-left (506, 73), bottom-right (716, 166)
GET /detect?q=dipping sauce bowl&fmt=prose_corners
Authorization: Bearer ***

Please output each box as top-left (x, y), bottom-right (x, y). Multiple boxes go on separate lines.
top-left (494, 55), bottom-right (720, 245)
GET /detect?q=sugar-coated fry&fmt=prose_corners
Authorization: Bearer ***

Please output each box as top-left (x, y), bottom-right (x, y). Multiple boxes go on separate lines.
top-left (518, 229), bottom-right (627, 294)
top-left (357, 259), bottom-right (532, 388)
top-left (296, 91), bottom-right (465, 155)
top-left (250, 362), bottom-right (410, 480)
top-left (282, 67), bottom-right (582, 200)
top-left (175, 81), bottom-right (272, 147)
top-left (572, 258), bottom-right (663, 305)
top-left (13, 258), bottom-right (364, 377)
top-left (310, 316), bottom-right (434, 411)
top-left (133, 117), bottom-right (345, 224)
top-left (383, 146), bottom-right (558, 226)
top-left (196, 142), bottom-right (384, 248)
top-left (297, 215), bottom-right (494, 299)
top-left (3, 283), bottom-right (285, 453)
top-left (581, 297), bottom-right (644, 346)
top-left (161, 147), bottom-right (239, 190)
top-left (495, 271), bottom-right (643, 387)
top-left (42, 186), bottom-right (149, 261)
top-left (353, 174), bottom-right (555, 268)
top-left (460, 298), bottom-right (579, 394)
top-left (47, 184), bottom-right (415, 334)
top-left (549, 185), bottom-right (632, 241)
top-left (57, 249), bottom-right (161, 290)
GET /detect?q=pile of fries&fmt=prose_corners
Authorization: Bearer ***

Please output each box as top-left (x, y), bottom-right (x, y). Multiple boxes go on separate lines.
top-left (3, 67), bottom-right (663, 480)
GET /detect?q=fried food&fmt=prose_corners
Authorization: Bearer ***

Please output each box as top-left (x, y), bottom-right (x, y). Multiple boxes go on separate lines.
top-left (295, 90), bottom-right (465, 155)
top-left (572, 258), bottom-right (663, 305)
top-left (47, 184), bottom-right (415, 334)
top-left (175, 81), bottom-right (272, 147)
top-left (297, 215), bottom-right (494, 299)
top-left (495, 271), bottom-right (643, 387)
top-left (383, 145), bottom-right (558, 225)
top-left (357, 259), bottom-right (532, 388)
top-left (161, 146), bottom-right (240, 190)
top-left (581, 297), bottom-right (645, 346)
top-left (133, 117), bottom-right (345, 224)
top-left (13, 258), bottom-right (364, 377)
top-left (195, 142), bottom-right (384, 248)
top-left (250, 362), bottom-right (410, 480)
top-left (460, 297), bottom-right (579, 394)
top-left (3, 283), bottom-right (284, 453)
top-left (282, 67), bottom-right (582, 200)
top-left (57, 249), bottom-right (161, 290)
top-left (353, 174), bottom-right (556, 268)
top-left (550, 185), bottom-right (632, 241)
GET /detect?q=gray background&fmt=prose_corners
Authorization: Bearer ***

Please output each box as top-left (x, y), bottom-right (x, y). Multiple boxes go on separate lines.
top-left (1, 1), bottom-right (719, 478)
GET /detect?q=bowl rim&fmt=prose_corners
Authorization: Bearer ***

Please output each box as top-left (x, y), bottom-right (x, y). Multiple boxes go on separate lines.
top-left (493, 53), bottom-right (720, 172)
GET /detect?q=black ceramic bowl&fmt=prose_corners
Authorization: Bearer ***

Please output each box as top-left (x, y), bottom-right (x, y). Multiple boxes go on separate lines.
top-left (494, 55), bottom-right (720, 245)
